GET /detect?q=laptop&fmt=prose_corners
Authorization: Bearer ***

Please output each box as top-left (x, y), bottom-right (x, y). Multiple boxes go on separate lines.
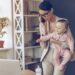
top-left (0, 59), bottom-right (21, 75)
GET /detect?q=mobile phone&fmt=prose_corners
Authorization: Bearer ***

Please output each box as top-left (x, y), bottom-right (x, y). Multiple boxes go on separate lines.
top-left (40, 17), bottom-right (46, 23)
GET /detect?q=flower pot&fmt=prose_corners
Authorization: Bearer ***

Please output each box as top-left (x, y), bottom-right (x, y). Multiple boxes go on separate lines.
top-left (0, 40), bottom-right (4, 48)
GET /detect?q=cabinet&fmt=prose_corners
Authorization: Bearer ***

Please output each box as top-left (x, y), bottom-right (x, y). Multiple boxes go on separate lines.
top-left (0, 48), bottom-right (13, 59)
top-left (23, 0), bottom-right (42, 64)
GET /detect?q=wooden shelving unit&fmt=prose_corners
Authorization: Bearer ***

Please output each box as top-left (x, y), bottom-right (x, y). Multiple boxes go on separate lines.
top-left (23, 0), bottom-right (42, 65)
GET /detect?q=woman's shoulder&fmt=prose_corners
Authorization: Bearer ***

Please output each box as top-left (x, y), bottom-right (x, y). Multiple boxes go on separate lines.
top-left (56, 16), bottom-right (68, 22)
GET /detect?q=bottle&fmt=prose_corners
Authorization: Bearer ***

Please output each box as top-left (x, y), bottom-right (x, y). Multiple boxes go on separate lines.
top-left (35, 65), bottom-right (42, 75)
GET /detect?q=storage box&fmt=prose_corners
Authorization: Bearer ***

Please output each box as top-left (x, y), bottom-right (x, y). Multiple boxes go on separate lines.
top-left (25, 56), bottom-right (32, 63)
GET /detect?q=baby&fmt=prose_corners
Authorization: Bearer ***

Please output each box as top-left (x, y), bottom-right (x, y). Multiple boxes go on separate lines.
top-left (36, 20), bottom-right (73, 70)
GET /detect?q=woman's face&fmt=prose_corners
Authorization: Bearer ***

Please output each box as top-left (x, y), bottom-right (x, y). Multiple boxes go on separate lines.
top-left (39, 9), bottom-right (52, 22)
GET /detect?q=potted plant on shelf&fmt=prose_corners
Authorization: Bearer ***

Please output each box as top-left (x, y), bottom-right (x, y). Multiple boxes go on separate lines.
top-left (0, 17), bottom-right (10, 48)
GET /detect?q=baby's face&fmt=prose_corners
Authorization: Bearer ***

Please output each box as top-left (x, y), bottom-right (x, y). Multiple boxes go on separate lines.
top-left (55, 22), bottom-right (67, 34)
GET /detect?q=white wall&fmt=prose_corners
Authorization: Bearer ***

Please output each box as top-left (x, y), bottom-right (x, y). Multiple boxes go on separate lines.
top-left (0, 0), bottom-right (12, 48)
top-left (0, 0), bottom-right (12, 18)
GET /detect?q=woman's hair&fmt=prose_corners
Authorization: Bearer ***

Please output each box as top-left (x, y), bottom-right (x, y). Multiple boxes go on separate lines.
top-left (39, 1), bottom-right (53, 11)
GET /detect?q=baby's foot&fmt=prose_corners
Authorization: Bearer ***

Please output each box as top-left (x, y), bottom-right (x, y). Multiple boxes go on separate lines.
top-left (59, 65), bottom-right (64, 71)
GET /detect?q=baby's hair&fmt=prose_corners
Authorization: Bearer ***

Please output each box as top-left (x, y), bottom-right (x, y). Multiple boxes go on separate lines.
top-left (57, 19), bottom-right (69, 30)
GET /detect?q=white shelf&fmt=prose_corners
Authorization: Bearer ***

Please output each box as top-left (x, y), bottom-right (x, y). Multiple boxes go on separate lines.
top-left (24, 30), bottom-right (39, 33)
top-left (25, 61), bottom-right (37, 65)
top-left (23, 0), bottom-right (42, 65)
top-left (24, 15), bottom-right (39, 17)
top-left (25, 46), bottom-right (40, 49)
top-left (0, 48), bottom-right (12, 51)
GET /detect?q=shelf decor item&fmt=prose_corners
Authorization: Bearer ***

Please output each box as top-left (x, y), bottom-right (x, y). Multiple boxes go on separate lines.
top-left (0, 17), bottom-right (10, 31)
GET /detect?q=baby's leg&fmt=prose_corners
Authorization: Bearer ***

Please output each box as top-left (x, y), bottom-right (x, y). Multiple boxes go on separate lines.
top-left (53, 49), bottom-right (61, 66)
top-left (59, 50), bottom-right (71, 70)
top-left (61, 50), bottom-right (71, 65)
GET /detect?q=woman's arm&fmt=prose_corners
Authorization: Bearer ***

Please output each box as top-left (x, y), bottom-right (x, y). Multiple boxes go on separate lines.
top-left (67, 27), bottom-right (74, 54)
top-left (38, 22), bottom-right (47, 48)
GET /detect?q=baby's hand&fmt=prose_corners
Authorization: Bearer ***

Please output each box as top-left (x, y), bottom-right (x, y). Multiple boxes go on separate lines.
top-left (51, 33), bottom-right (60, 40)
top-left (36, 36), bottom-right (47, 43)
top-left (36, 38), bottom-right (41, 43)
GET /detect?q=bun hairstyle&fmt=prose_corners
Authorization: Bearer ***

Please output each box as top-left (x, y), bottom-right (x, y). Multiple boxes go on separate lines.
top-left (39, 1), bottom-right (53, 11)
